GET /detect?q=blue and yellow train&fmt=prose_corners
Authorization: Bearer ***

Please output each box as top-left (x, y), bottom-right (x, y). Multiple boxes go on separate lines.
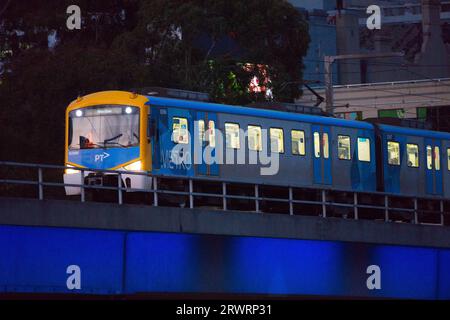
top-left (64, 90), bottom-right (450, 199)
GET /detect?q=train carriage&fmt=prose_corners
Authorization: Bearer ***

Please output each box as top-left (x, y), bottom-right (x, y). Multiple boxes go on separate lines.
top-left (147, 95), bottom-right (377, 192)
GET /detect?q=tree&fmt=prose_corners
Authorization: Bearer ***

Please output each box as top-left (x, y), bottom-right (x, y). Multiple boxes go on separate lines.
top-left (0, 0), bottom-right (309, 165)
top-left (127, 0), bottom-right (310, 103)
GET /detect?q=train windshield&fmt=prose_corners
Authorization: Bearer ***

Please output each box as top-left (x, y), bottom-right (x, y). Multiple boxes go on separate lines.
top-left (68, 105), bottom-right (140, 150)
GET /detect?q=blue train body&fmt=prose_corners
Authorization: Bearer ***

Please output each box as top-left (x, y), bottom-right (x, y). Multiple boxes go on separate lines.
top-left (64, 91), bottom-right (450, 199)
top-left (147, 96), bottom-right (378, 193)
top-left (145, 96), bottom-right (450, 198)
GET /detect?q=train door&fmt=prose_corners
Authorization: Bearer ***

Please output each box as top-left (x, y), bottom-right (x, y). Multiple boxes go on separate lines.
top-left (312, 125), bottom-right (332, 185)
top-left (425, 139), bottom-right (443, 196)
top-left (152, 107), bottom-right (193, 176)
top-left (445, 144), bottom-right (450, 198)
top-left (355, 134), bottom-right (376, 191)
top-left (149, 106), bottom-right (165, 171)
top-left (194, 111), bottom-right (219, 176)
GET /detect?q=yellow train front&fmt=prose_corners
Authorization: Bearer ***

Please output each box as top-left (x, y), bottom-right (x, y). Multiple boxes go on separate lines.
top-left (64, 91), bottom-right (152, 196)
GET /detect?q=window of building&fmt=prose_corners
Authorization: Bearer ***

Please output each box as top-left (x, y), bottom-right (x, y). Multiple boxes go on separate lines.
top-left (291, 130), bottom-right (305, 156)
top-left (406, 144), bottom-right (419, 168)
top-left (435, 146), bottom-right (441, 170)
top-left (442, 3), bottom-right (450, 12)
top-left (248, 125), bottom-right (262, 151)
top-left (323, 133), bottom-right (329, 159)
top-left (314, 132), bottom-right (320, 158)
top-left (172, 117), bottom-right (189, 144)
top-left (387, 141), bottom-right (400, 165)
top-left (225, 123), bottom-right (240, 149)
top-left (270, 128), bottom-right (284, 153)
top-left (357, 138), bottom-right (371, 162)
top-left (427, 145), bottom-right (432, 169)
top-left (338, 135), bottom-right (351, 160)
top-left (417, 107), bottom-right (427, 121)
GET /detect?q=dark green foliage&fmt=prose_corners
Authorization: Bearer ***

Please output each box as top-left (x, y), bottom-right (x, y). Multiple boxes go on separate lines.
top-left (0, 0), bottom-right (309, 164)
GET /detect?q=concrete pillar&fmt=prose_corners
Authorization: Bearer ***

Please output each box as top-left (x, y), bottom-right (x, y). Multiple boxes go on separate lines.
top-left (336, 11), bottom-right (361, 84)
top-left (415, 0), bottom-right (450, 78)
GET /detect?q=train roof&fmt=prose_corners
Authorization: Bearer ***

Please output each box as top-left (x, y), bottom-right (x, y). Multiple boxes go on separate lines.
top-left (146, 96), bottom-right (374, 130)
top-left (378, 124), bottom-right (450, 140)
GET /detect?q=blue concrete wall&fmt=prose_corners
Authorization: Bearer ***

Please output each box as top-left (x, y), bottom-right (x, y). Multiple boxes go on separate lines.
top-left (0, 226), bottom-right (124, 295)
top-left (1, 224), bottom-right (450, 299)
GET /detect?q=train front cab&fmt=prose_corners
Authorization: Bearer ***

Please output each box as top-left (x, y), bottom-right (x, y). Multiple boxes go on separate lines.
top-left (64, 91), bottom-right (152, 197)
top-left (377, 124), bottom-right (450, 199)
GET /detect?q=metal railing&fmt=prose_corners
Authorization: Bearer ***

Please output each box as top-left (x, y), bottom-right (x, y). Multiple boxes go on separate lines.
top-left (0, 161), bottom-right (448, 226)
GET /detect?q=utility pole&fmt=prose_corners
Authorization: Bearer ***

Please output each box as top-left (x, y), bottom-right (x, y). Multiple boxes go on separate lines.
top-left (324, 52), bottom-right (404, 115)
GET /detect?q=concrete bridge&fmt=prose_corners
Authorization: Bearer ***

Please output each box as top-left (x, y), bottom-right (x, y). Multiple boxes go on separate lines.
top-left (1, 197), bottom-right (450, 248)
top-left (1, 197), bottom-right (450, 299)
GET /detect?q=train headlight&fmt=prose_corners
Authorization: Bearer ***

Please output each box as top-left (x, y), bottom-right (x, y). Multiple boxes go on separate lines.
top-left (123, 161), bottom-right (142, 171)
top-left (65, 165), bottom-right (80, 174)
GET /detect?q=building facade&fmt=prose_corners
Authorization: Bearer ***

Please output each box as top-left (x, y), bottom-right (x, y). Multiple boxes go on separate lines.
top-left (292, 0), bottom-right (450, 131)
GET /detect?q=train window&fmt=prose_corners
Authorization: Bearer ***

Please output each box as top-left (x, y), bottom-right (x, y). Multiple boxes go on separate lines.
top-left (435, 146), bottom-right (441, 170)
top-left (172, 117), bottom-right (189, 144)
top-left (314, 132), bottom-right (320, 158)
top-left (387, 141), bottom-right (400, 165)
top-left (225, 123), bottom-right (240, 149)
top-left (406, 144), bottom-right (419, 168)
top-left (427, 146), bottom-right (432, 169)
top-left (270, 128), bottom-right (284, 153)
top-left (448, 149), bottom-right (450, 171)
top-left (357, 138), bottom-right (371, 162)
top-left (447, 148), bottom-right (450, 171)
top-left (291, 130), bottom-right (305, 156)
top-left (198, 120), bottom-right (205, 143)
top-left (248, 125), bottom-right (262, 151)
top-left (323, 133), bottom-right (329, 159)
top-left (68, 118), bottom-right (73, 147)
top-left (207, 121), bottom-right (216, 148)
top-left (338, 135), bottom-right (351, 160)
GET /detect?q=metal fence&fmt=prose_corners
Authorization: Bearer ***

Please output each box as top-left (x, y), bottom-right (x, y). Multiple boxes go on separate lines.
top-left (0, 161), bottom-right (449, 226)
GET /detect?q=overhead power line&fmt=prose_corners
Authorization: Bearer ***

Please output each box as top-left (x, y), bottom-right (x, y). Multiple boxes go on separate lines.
top-left (304, 58), bottom-right (450, 68)
top-left (312, 79), bottom-right (450, 104)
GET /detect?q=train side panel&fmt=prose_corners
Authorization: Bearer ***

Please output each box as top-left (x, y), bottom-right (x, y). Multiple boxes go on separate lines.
top-left (216, 114), bottom-right (376, 192)
top-left (151, 104), bottom-right (377, 192)
top-left (149, 105), bottom-right (195, 177)
top-left (379, 125), bottom-right (450, 198)
top-left (381, 131), bottom-right (428, 196)
top-left (216, 112), bottom-right (314, 187)
top-left (330, 126), bottom-right (376, 192)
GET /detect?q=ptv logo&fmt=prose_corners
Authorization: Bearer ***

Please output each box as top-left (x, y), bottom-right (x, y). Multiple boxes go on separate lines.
top-left (95, 152), bottom-right (110, 162)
